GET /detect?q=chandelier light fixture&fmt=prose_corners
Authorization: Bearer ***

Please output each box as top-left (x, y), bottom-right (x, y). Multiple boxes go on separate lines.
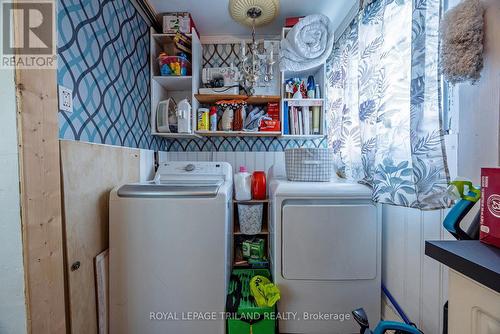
top-left (229, 0), bottom-right (279, 95)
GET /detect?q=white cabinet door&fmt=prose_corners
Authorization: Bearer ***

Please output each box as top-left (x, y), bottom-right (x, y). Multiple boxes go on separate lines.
top-left (448, 270), bottom-right (500, 334)
top-left (282, 204), bottom-right (378, 280)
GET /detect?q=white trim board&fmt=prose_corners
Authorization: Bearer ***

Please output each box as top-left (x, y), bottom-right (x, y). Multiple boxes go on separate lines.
top-left (200, 35), bottom-right (280, 44)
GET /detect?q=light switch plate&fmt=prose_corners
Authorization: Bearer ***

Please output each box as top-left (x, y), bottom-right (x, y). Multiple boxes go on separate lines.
top-left (58, 85), bottom-right (73, 113)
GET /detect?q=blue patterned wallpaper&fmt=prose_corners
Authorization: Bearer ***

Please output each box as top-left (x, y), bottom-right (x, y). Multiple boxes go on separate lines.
top-left (57, 0), bottom-right (163, 150)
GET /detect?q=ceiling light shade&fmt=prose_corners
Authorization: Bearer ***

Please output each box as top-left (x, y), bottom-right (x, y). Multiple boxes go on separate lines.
top-left (229, 0), bottom-right (279, 27)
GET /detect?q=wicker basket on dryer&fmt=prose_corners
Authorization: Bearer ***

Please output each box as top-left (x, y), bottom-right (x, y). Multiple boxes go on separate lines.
top-left (284, 148), bottom-right (334, 182)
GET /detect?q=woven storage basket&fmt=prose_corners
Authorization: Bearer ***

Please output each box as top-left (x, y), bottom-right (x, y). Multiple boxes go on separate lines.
top-left (285, 148), bottom-right (334, 182)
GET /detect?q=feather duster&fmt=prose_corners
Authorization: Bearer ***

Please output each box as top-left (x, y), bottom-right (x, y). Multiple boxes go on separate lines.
top-left (440, 0), bottom-right (485, 84)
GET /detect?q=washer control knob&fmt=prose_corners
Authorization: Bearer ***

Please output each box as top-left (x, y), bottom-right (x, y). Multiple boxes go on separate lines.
top-left (185, 164), bottom-right (196, 172)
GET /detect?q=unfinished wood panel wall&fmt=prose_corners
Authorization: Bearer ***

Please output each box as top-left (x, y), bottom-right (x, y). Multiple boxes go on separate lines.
top-left (15, 57), bottom-right (66, 334)
top-left (60, 140), bottom-right (141, 334)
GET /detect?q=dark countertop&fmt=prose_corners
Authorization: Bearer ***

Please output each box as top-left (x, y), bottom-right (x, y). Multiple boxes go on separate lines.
top-left (425, 240), bottom-right (500, 293)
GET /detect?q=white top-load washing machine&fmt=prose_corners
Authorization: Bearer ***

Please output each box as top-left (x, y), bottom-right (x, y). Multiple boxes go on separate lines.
top-left (269, 167), bottom-right (381, 334)
top-left (109, 161), bottom-right (232, 334)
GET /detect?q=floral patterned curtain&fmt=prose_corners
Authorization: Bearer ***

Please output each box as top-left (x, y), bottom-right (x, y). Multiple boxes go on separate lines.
top-left (326, 0), bottom-right (450, 210)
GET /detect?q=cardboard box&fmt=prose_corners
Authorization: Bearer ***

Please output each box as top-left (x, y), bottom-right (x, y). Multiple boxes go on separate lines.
top-left (260, 120), bottom-right (280, 132)
top-left (162, 12), bottom-right (195, 34)
top-left (480, 167), bottom-right (500, 248)
top-left (242, 239), bottom-right (264, 259)
top-left (266, 102), bottom-right (280, 121)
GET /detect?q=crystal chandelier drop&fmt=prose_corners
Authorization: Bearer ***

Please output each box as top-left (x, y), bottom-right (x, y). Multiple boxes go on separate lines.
top-left (238, 7), bottom-right (275, 95)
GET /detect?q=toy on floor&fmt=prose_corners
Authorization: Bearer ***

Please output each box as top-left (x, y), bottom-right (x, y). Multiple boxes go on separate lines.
top-left (352, 308), bottom-right (422, 334)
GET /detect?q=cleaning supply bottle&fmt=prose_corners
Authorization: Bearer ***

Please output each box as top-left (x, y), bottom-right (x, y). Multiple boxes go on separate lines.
top-left (234, 166), bottom-right (252, 201)
top-left (177, 99), bottom-right (192, 133)
top-left (197, 108), bottom-right (209, 131)
top-left (209, 106), bottom-right (217, 132)
top-left (221, 107), bottom-right (234, 131)
top-left (251, 171), bottom-right (267, 200)
top-left (315, 83), bottom-right (321, 99)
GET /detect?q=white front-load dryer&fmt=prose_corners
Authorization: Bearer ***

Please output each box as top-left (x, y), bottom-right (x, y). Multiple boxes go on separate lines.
top-left (269, 171), bottom-right (381, 334)
top-left (109, 162), bottom-right (233, 334)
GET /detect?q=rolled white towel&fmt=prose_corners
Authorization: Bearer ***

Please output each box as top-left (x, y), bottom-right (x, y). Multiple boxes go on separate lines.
top-left (280, 14), bottom-right (334, 71)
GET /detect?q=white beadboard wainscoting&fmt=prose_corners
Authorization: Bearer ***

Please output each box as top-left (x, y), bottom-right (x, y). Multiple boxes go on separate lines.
top-left (382, 205), bottom-right (453, 334)
top-left (161, 151), bottom-right (452, 333)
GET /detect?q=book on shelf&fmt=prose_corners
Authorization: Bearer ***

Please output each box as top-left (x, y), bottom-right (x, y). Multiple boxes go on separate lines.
top-left (287, 105), bottom-right (320, 135)
top-left (283, 101), bottom-right (290, 135)
top-left (298, 109), bottom-right (303, 135)
top-left (309, 108), bottom-right (313, 135)
top-left (292, 107), bottom-right (296, 135)
top-left (303, 106), bottom-right (310, 136)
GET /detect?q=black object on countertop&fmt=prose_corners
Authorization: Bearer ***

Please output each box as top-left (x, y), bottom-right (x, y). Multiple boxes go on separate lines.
top-left (425, 240), bottom-right (500, 293)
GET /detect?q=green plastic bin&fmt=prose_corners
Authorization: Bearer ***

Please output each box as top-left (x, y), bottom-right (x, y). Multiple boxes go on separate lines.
top-left (226, 268), bottom-right (276, 334)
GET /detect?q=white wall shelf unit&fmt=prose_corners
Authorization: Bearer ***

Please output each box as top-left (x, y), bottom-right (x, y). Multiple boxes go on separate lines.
top-left (150, 28), bottom-right (202, 138)
top-left (280, 64), bottom-right (327, 138)
top-left (189, 37), bottom-right (281, 138)
top-left (151, 132), bottom-right (201, 139)
top-left (283, 98), bottom-right (324, 105)
top-left (281, 134), bottom-right (326, 139)
top-left (193, 94), bottom-right (282, 137)
top-left (152, 32), bottom-right (192, 40)
top-left (152, 76), bottom-right (192, 91)
top-left (195, 131), bottom-right (281, 137)
top-left (280, 28), bottom-right (327, 139)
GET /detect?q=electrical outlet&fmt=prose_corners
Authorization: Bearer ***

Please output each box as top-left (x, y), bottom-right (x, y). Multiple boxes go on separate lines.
top-left (58, 85), bottom-right (73, 113)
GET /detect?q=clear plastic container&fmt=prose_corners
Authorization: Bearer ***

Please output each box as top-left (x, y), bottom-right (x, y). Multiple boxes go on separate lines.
top-left (158, 55), bottom-right (191, 76)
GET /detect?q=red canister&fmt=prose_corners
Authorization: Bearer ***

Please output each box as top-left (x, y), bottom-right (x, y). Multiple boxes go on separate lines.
top-left (251, 171), bottom-right (267, 200)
